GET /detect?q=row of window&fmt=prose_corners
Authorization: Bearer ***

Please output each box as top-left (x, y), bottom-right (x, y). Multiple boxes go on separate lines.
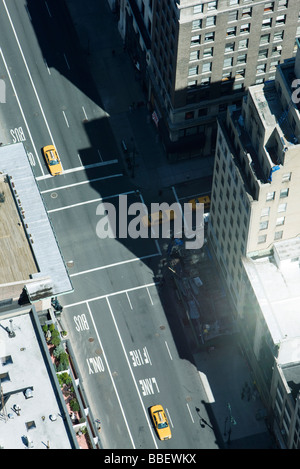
top-left (191, 28), bottom-right (284, 46)
top-left (192, 0), bottom-right (289, 14)
top-left (192, 13), bottom-right (286, 31)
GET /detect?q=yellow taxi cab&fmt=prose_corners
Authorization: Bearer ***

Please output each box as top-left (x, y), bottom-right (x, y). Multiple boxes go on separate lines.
top-left (150, 404), bottom-right (172, 440)
top-left (142, 209), bottom-right (176, 227)
top-left (42, 145), bottom-right (63, 176)
top-left (188, 195), bottom-right (210, 212)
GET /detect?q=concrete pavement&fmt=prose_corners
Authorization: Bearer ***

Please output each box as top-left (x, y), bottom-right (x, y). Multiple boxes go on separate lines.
top-left (64, 0), bottom-right (276, 449)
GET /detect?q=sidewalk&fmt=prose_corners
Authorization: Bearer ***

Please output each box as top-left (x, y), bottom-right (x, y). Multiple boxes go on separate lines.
top-left (64, 0), bottom-right (275, 449)
top-left (64, 0), bottom-right (214, 197)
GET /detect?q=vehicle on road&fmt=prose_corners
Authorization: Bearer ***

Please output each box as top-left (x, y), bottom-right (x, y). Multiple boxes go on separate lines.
top-left (142, 209), bottom-right (176, 227)
top-left (42, 145), bottom-right (63, 176)
top-left (150, 404), bottom-right (172, 440)
top-left (188, 195), bottom-right (210, 212)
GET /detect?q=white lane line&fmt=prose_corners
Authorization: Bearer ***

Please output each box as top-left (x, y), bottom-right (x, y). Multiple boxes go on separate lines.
top-left (45, 1), bottom-right (52, 17)
top-left (64, 53), bottom-right (70, 70)
top-left (199, 371), bottom-right (215, 403)
top-left (40, 173), bottom-right (123, 193)
top-left (165, 341), bottom-right (173, 360)
top-left (62, 110), bottom-right (69, 128)
top-left (0, 48), bottom-right (43, 174)
top-left (166, 408), bottom-right (174, 428)
top-left (63, 282), bottom-right (158, 309)
top-left (70, 253), bottom-right (160, 278)
top-left (3, 0), bottom-right (57, 147)
top-left (86, 302), bottom-right (136, 449)
top-left (186, 403), bottom-right (195, 423)
top-left (43, 57), bottom-right (51, 75)
top-left (97, 149), bottom-right (103, 162)
top-left (36, 159), bottom-right (119, 180)
top-left (126, 292), bottom-right (133, 310)
top-left (106, 297), bottom-right (158, 449)
top-left (78, 154), bottom-right (83, 166)
top-left (47, 190), bottom-right (135, 213)
top-left (146, 287), bottom-right (153, 305)
top-left (82, 106), bottom-right (88, 120)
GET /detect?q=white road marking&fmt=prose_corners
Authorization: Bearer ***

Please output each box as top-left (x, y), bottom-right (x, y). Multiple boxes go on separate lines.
top-left (0, 48), bottom-right (43, 174)
top-left (45, 1), bottom-right (52, 17)
top-left (69, 253), bottom-right (160, 278)
top-left (44, 57), bottom-right (51, 75)
top-left (3, 0), bottom-right (58, 152)
top-left (63, 282), bottom-right (158, 309)
top-left (146, 287), bottom-right (153, 305)
top-left (36, 159), bottom-right (119, 180)
top-left (86, 302), bottom-right (136, 449)
top-left (106, 297), bottom-right (158, 448)
top-left (62, 110), bottom-right (69, 128)
top-left (165, 341), bottom-right (173, 360)
top-left (47, 190), bottom-right (135, 213)
top-left (40, 173), bottom-right (123, 193)
top-left (126, 292), bottom-right (133, 310)
top-left (64, 53), bottom-right (70, 70)
top-left (97, 149), bottom-right (103, 162)
top-left (82, 106), bottom-right (88, 120)
top-left (186, 403), bottom-right (195, 423)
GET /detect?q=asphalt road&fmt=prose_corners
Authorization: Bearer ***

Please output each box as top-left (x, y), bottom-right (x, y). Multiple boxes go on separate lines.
top-left (0, 0), bottom-right (219, 449)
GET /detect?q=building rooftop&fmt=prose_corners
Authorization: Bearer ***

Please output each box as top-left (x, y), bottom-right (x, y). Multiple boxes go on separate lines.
top-left (0, 307), bottom-right (77, 449)
top-left (243, 237), bottom-right (300, 366)
top-left (0, 143), bottom-right (73, 302)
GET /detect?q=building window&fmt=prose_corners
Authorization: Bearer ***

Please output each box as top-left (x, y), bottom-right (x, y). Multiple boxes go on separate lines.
top-left (198, 108), bottom-right (208, 117)
top-left (266, 191), bottom-right (275, 201)
top-left (258, 234), bottom-right (267, 244)
top-left (235, 69), bottom-right (245, 79)
top-left (274, 230), bottom-right (283, 240)
top-left (282, 172), bottom-right (291, 182)
top-left (276, 15), bottom-right (286, 26)
top-left (260, 34), bottom-right (270, 45)
top-left (193, 4), bottom-right (203, 14)
top-left (190, 50), bottom-right (200, 61)
top-left (228, 11), bottom-right (238, 22)
top-left (280, 188), bottom-right (289, 198)
top-left (203, 47), bottom-right (213, 57)
top-left (204, 32), bottom-right (215, 42)
top-left (242, 7), bottom-right (252, 18)
top-left (226, 27), bottom-right (236, 37)
top-left (260, 220), bottom-right (268, 230)
top-left (207, 1), bottom-right (217, 10)
top-left (192, 19), bottom-right (202, 30)
top-left (202, 62), bottom-right (212, 73)
top-left (191, 35), bottom-right (201, 45)
top-left (262, 18), bottom-right (272, 29)
top-left (257, 63), bottom-right (266, 74)
top-left (206, 16), bottom-right (216, 27)
top-left (278, 203), bottom-right (287, 212)
top-left (188, 65), bottom-right (198, 76)
top-left (201, 77), bottom-right (211, 86)
top-left (258, 49), bottom-right (268, 59)
top-left (185, 111), bottom-right (194, 120)
top-left (274, 31), bottom-right (284, 42)
top-left (222, 71), bottom-right (232, 81)
top-left (278, 0), bottom-right (288, 8)
top-left (240, 23), bottom-right (250, 34)
top-left (188, 80), bottom-right (197, 89)
top-left (239, 38), bottom-right (248, 49)
top-left (225, 42), bottom-right (235, 52)
top-left (276, 216), bottom-right (285, 226)
top-left (261, 207), bottom-right (270, 217)
top-left (236, 54), bottom-right (247, 64)
top-left (264, 2), bottom-right (274, 12)
top-left (224, 57), bottom-right (233, 68)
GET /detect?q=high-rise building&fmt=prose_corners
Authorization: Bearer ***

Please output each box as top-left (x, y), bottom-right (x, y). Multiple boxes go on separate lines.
top-left (115, 0), bottom-right (300, 161)
top-left (207, 41), bottom-right (300, 448)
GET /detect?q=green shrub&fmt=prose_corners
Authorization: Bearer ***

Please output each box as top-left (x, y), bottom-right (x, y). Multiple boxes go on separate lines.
top-left (69, 399), bottom-right (80, 412)
top-left (49, 323), bottom-right (55, 332)
top-left (50, 329), bottom-right (61, 347)
top-left (53, 343), bottom-right (64, 358)
top-left (42, 324), bottom-right (48, 333)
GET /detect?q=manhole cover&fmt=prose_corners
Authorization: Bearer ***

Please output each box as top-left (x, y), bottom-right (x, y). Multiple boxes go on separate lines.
top-left (160, 325), bottom-right (165, 330)
top-left (51, 192), bottom-right (58, 199)
top-left (95, 348), bottom-right (102, 355)
top-left (88, 337), bottom-right (94, 343)
top-left (67, 260), bottom-right (74, 268)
